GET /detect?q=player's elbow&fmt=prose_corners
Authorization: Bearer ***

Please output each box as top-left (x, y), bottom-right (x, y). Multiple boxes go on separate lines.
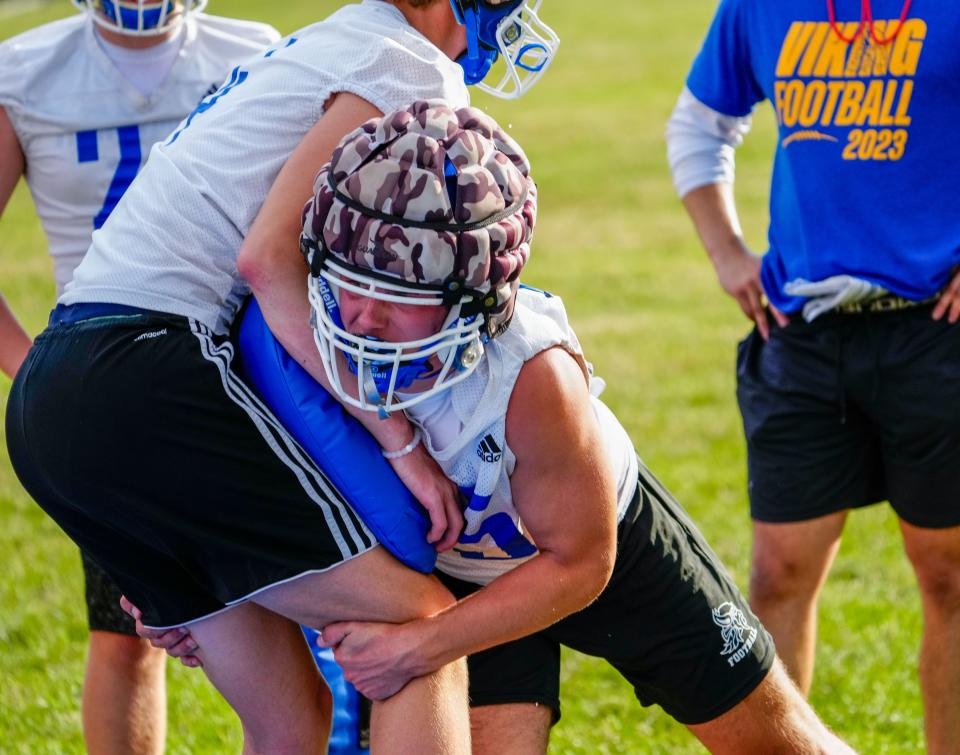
top-left (588, 543), bottom-right (617, 602)
top-left (566, 539), bottom-right (617, 609)
top-left (237, 233), bottom-right (289, 296)
top-left (589, 516), bottom-right (619, 599)
top-left (559, 500), bottom-right (619, 608)
top-left (237, 240), bottom-right (267, 292)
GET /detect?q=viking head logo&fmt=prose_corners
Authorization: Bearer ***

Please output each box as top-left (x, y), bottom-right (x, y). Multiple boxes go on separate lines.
top-left (711, 602), bottom-right (752, 657)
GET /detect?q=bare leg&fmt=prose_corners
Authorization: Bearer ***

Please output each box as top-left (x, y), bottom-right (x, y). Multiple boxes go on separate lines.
top-left (749, 512), bottom-right (847, 693)
top-left (249, 547), bottom-right (471, 755)
top-left (187, 603), bottom-right (331, 755)
top-left (82, 632), bottom-right (167, 755)
top-left (469, 703), bottom-right (552, 755)
top-left (899, 520), bottom-right (960, 755)
top-left (688, 660), bottom-right (854, 754)
top-left (369, 660), bottom-right (470, 755)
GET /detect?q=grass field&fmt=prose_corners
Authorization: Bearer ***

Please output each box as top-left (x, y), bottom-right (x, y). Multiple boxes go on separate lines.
top-left (0, 1), bottom-right (925, 752)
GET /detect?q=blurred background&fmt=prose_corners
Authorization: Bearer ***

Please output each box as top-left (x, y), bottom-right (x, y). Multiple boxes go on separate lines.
top-left (0, 1), bottom-right (922, 751)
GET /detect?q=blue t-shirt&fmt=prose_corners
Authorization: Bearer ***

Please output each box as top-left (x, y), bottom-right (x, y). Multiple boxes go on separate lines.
top-left (687, 0), bottom-right (960, 312)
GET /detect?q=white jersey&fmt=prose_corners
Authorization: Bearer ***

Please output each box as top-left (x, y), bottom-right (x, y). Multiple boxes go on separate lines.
top-left (0, 13), bottom-right (280, 295)
top-left (63, 0), bottom-right (471, 333)
top-left (406, 288), bottom-right (639, 586)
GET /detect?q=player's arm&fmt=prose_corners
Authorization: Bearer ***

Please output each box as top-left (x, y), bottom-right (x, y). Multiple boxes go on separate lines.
top-left (0, 105), bottom-right (33, 378)
top-left (236, 92), bottom-right (462, 549)
top-left (237, 91), bottom-right (381, 392)
top-left (434, 346), bottom-right (620, 640)
top-left (320, 347), bottom-right (619, 699)
top-left (666, 88), bottom-right (786, 339)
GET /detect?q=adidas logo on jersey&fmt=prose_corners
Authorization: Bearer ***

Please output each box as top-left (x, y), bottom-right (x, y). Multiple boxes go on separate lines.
top-left (477, 434), bottom-right (502, 463)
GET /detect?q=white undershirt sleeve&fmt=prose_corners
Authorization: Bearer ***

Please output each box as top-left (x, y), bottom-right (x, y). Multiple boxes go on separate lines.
top-left (665, 86), bottom-right (753, 198)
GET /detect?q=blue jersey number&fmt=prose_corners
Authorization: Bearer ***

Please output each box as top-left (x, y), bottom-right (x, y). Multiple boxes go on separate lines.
top-left (166, 65), bottom-right (248, 146)
top-left (166, 37), bottom-right (299, 146)
top-left (455, 486), bottom-right (537, 560)
top-left (76, 125), bottom-right (143, 229)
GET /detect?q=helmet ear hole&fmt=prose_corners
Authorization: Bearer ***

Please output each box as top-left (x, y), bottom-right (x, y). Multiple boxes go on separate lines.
top-left (443, 157), bottom-right (459, 211)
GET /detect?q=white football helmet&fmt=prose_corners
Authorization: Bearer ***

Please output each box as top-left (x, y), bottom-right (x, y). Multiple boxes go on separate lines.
top-left (72, 0), bottom-right (207, 36)
top-left (450, 0), bottom-right (560, 99)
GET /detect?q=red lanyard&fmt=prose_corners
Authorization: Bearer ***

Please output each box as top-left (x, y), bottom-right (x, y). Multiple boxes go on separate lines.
top-left (826, 0), bottom-right (913, 45)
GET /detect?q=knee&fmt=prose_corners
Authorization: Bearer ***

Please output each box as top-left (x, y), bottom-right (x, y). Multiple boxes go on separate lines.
top-left (749, 551), bottom-right (821, 605)
top-left (906, 548), bottom-right (960, 611)
top-left (243, 730), bottom-right (325, 755)
top-left (243, 675), bottom-right (331, 755)
top-left (88, 631), bottom-right (166, 678)
top-left (412, 576), bottom-right (458, 618)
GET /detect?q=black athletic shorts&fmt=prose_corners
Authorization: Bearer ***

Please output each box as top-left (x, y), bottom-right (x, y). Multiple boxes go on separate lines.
top-left (737, 306), bottom-right (960, 527)
top-left (82, 550), bottom-right (137, 635)
top-left (7, 304), bottom-right (377, 629)
top-left (437, 460), bottom-right (775, 726)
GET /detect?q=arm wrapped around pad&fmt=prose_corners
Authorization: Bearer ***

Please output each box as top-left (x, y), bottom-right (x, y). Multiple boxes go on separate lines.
top-left (235, 297), bottom-right (437, 574)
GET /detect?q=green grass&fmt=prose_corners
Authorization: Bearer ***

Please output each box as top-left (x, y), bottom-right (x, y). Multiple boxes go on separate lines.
top-left (0, 0), bottom-right (924, 752)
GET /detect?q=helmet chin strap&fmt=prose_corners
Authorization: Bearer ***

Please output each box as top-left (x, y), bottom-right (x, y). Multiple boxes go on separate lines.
top-left (351, 338), bottom-right (440, 392)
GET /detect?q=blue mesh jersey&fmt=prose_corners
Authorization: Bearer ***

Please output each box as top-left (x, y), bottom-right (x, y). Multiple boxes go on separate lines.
top-left (686, 0), bottom-right (960, 313)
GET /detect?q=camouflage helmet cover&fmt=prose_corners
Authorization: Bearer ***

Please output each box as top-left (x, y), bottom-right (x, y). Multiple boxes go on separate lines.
top-left (301, 98), bottom-right (537, 339)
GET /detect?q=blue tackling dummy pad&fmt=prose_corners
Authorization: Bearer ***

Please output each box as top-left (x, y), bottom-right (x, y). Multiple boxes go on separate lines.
top-left (236, 297), bottom-right (438, 755)
top-left (235, 296), bottom-right (437, 573)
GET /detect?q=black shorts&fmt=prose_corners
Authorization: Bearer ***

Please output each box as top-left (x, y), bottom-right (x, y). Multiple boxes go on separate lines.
top-left (82, 550), bottom-right (137, 635)
top-left (737, 306), bottom-right (960, 527)
top-left (7, 304), bottom-right (377, 629)
top-left (437, 460), bottom-right (775, 726)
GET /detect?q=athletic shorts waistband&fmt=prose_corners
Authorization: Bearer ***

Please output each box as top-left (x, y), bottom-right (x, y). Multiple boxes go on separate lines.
top-left (49, 302), bottom-right (175, 326)
top-left (834, 291), bottom-right (940, 315)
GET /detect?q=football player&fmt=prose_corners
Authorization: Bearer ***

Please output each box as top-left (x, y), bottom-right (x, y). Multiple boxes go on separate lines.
top-left (0, 1), bottom-right (278, 752)
top-left (293, 101), bottom-right (853, 754)
top-left (6, 2), bottom-right (559, 753)
top-left (138, 98), bottom-right (855, 755)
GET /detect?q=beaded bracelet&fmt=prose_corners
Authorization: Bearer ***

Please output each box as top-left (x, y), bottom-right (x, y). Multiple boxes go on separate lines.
top-left (381, 427), bottom-right (423, 460)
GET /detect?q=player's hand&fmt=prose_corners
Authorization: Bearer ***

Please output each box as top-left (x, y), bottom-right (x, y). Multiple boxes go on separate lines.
top-left (933, 267), bottom-right (960, 324)
top-left (318, 620), bottom-right (428, 700)
top-left (712, 242), bottom-right (788, 340)
top-left (386, 442), bottom-right (464, 552)
top-left (119, 595), bottom-right (203, 668)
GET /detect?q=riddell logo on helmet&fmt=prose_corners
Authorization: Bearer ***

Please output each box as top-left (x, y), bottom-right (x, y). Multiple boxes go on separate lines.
top-left (316, 276), bottom-right (338, 314)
